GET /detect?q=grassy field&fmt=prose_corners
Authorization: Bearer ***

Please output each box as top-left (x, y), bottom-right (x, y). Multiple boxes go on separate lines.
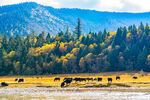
top-left (1, 72), bottom-right (150, 88)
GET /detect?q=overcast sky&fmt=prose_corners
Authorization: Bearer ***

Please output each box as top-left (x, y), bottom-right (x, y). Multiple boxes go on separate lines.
top-left (0, 0), bottom-right (150, 12)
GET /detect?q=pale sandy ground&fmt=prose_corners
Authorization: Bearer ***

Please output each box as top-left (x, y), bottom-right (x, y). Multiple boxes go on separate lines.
top-left (0, 87), bottom-right (150, 100)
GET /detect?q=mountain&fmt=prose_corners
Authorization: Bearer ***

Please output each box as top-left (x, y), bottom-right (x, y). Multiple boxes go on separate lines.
top-left (1, 2), bottom-right (150, 37)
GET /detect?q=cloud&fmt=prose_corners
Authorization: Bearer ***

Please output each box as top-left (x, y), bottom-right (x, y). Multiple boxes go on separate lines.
top-left (123, 0), bottom-right (150, 12)
top-left (98, 0), bottom-right (124, 11)
top-left (0, 0), bottom-right (150, 12)
top-left (54, 0), bottom-right (99, 10)
top-left (97, 0), bottom-right (150, 12)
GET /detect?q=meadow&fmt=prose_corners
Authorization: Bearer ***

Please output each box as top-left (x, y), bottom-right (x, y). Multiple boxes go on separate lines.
top-left (1, 71), bottom-right (150, 88)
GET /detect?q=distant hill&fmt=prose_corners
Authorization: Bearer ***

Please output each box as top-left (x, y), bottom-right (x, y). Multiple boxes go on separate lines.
top-left (1, 2), bottom-right (150, 37)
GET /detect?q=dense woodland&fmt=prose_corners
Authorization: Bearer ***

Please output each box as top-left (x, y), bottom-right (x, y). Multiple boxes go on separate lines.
top-left (0, 18), bottom-right (150, 75)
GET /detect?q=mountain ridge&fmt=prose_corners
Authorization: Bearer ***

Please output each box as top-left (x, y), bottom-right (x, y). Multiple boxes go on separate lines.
top-left (1, 2), bottom-right (150, 37)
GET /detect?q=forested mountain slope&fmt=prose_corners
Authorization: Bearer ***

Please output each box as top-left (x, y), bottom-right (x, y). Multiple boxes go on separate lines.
top-left (1, 2), bottom-right (150, 36)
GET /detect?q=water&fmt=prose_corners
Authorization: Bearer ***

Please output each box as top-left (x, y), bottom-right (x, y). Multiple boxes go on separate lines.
top-left (0, 87), bottom-right (150, 100)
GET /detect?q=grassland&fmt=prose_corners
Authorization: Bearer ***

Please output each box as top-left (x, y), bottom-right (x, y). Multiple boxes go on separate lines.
top-left (1, 71), bottom-right (150, 88)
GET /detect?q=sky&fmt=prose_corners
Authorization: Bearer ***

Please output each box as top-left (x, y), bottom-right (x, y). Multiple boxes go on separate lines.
top-left (0, 0), bottom-right (150, 12)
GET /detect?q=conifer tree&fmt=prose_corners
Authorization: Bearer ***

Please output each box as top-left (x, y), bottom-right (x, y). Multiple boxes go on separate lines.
top-left (75, 18), bottom-right (82, 39)
top-left (46, 32), bottom-right (51, 44)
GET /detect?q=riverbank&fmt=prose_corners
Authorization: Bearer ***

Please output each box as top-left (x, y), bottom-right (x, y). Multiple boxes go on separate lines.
top-left (0, 87), bottom-right (150, 100)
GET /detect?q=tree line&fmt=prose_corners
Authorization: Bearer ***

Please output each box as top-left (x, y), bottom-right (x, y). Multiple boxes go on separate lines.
top-left (0, 19), bottom-right (150, 75)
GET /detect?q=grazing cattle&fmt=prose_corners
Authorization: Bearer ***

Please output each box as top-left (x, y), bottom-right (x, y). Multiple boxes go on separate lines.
top-left (116, 76), bottom-right (120, 80)
top-left (61, 82), bottom-right (65, 87)
top-left (63, 78), bottom-right (67, 81)
top-left (64, 78), bottom-right (72, 84)
top-left (18, 78), bottom-right (24, 83)
top-left (93, 78), bottom-right (98, 81)
top-left (98, 78), bottom-right (103, 81)
top-left (108, 78), bottom-right (112, 83)
top-left (133, 76), bottom-right (138, 79)
top-left (74, 78), bottom-right (81, 82)
top-left (15, 78), bottom-right (18, 81)
top-left (86, 78), bottom-right (93, 81)
top-left (80, 78), bottom-right (86, 82)
top-left (1, 82), bottom-right (9, 86)
top-left (54, 78), bottom-right (60, 81)
top-left (74, 78), bottom-right (86, 82)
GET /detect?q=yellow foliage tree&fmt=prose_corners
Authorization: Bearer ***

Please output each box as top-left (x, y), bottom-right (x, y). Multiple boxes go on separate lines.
top-left (68, 41), bottom-right (73, 48)
top-left (71, 48), bottom-right (80, 56)
top-left (100, 42), bottom-right (105, 47)
top-left (89, 34), bottom-right (92, 38)
top-left (88, 44), bottom-right (94, 51)
top-left (62, 59), bottom-right (68, 68)
top-left (79, 36), bottom-right (83, 40)
top-left (14, 61), bottom-right (20, 74)
top-left (85, 53), bottom-right (94, 64)
top-left (59, 42), bottom-right (68, 54)
top-left (79, 57), bottom-right (86, 72)
top-left (28, 42), bottom-right (56, 56)
top-left (8, 51), bottom-right (16, 58)
top-left (127, 33), bottom-right (131, 38)
top-left (74, 41), bottom-right (80, 47)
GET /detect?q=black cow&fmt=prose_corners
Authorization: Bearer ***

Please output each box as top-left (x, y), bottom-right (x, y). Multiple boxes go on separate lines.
top-left (18, 78), bottom-right (24, 83)
top-left (64, 78), bottom-right (72, 84)
top-left (116, 76), bottom-right (120, 80)
top-left (98, 78), bottom-right (103, 81)
top-left (80, 78), bottom-right (86, 82)
top-left (86, 78), bottom-right (93, 81)
top-left (1, 82), bottom-right (9, 86)
top-left (54, 78), bottom-right (60, 81)
top-left (63, 78), bottom-right (68, 81)
top-left (93, 78), bottom-right (98, 81)
top-left (133, 76), bottom-right (138, 79)
top-left (61, 82), bottom-right (65, 87)
top-left (74, 78), bottom-right (81, 82)
top-left (74, 78), bottom-right (86, 82)
top-left (15, 78), bottom-right (18, 81)
top-left (108, 78), bottom-right (112, 83)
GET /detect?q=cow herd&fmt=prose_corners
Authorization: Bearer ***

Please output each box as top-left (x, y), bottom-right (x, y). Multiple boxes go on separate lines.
top-left (15, 78), bottom-right (24, 83)
top-left (0, 76), bottom-right (139, 87)
top-left (59, 77), bottom-right (119, 87)
top-left (58, 76), bottom-right (139, 87)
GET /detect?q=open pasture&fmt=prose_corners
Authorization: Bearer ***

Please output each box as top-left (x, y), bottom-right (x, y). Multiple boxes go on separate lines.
top-left (1, 72), bottom-right (150, 88)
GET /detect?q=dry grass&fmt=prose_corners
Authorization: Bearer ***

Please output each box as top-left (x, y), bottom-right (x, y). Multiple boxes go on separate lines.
top-left (1, 72), bottom-right (150, 88)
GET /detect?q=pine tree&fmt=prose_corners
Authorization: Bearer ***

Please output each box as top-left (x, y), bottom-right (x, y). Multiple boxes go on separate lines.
top-left (102, 29), bottom-right (107, 42)
top-left (0, 33), bottom-right (2, 48)
top-left (75, 18), bottom-right (82, 39)
top-left (46, 32), bottom-right (51, 44)
top-left (137, 47), bottom-right (148, 71)
top-left (8, 37), bottom-right (16, 52)
top-left (139, 22), bottom-right (145, 32)
top-left (25, 35), bottom-right (32, 49)
top-left (97, 31), bottom-right (103, 43)
top-left (36, 32), bottom-right (46, 47)
top-left (2, 33), bottom-right (9, 50)
top-left (145, 23), bottom-right (149, 36)
top-left (131, 25), bottom-right (137, 44)
top-left (122, 27), bottom-right (127, 41)
top-left (31, 31), bottom-right (37, 47)
top-left (65, 25), bottom-right (71, 42)
top-left (112, 28), bottom-right (122, 48)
